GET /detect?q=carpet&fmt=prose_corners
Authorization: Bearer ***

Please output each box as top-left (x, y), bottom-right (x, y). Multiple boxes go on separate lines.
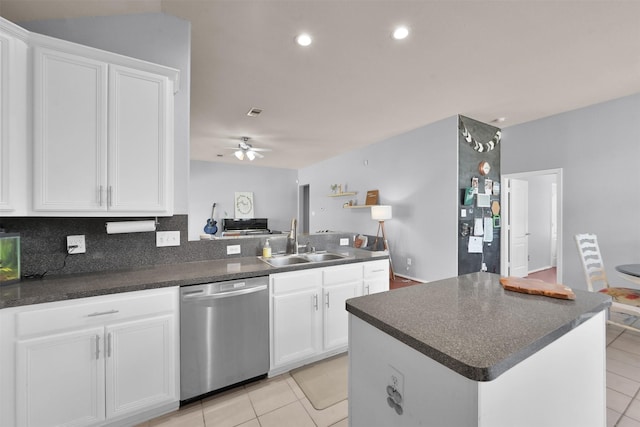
top-left (290, 353), bottom-right (348, 410)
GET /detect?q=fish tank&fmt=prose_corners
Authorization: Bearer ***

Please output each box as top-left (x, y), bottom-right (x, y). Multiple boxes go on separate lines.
top-left (0, 233), bottom-right (20, 285)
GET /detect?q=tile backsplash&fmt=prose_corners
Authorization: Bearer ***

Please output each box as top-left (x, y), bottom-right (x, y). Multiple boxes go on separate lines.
top-left (0, 215), bottom-right (357, 278)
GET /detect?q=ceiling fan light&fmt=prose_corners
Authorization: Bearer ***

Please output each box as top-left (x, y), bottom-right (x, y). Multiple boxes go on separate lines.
top-left (296, 33), bottom-right (312, 47)
top-left (392, 26), bottom-right (409, 40)
top-left (246, 150), bottom-right (256, 161)
top-left (234, 150), bottom-right (244, 160)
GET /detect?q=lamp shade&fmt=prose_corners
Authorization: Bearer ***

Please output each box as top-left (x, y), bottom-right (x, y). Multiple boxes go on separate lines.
top-left (371, 205), bottom-right (392, 221)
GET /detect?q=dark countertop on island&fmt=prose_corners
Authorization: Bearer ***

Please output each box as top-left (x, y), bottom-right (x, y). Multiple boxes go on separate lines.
top-left (346, 272), bottom-right (611, 382)
top-left (1, 247), bottom-right (387, 309)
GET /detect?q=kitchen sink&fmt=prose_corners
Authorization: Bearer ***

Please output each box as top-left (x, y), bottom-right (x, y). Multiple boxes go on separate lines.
top-left (302, 252), bottom-right (347, 262)
top-left (260, 255), bottom-right (311, 267)
top-left (259, 252), bottom-right (348, 267)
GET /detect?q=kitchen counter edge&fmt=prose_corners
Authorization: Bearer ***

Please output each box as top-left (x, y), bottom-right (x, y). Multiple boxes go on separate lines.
top-left (1, 248), bottom-right (388, 309)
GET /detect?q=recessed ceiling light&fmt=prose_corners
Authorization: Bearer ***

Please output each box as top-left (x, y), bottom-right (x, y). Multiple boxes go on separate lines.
top-left (392, 26), bottom-right (409, 40)
top-left (493, 117), bottom-right (507, 123)
top-left (295, 33), bottom-right (312, 47)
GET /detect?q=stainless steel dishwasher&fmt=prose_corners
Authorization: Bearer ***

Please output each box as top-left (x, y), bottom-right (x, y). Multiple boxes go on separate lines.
top-left (180, 276), bottom-right (269, 402)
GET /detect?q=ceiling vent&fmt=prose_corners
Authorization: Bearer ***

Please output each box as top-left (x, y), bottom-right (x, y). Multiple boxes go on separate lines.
top-left (246, 107), bottom-right (263, 117)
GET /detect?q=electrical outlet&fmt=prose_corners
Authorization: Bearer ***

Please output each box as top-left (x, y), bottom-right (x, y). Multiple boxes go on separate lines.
top-left (340, 238), bottom-right (349, 246)
top-left (388, 364), bottom-right (404, 396)
top-left (227, 244), bottom-right (241, 255)
top-left (67, 235), bottom-right (86, 254)
top-left (156, 231), bottom-right (180, 247)
top-left (407, 258), bottom-right (412, 266)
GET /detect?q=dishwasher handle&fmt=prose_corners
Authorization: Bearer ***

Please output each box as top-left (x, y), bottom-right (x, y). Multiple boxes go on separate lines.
top-left (182, 284), bottom-right (267, 301)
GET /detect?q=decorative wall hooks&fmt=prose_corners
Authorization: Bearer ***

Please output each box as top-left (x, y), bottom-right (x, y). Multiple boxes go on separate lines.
top-left (459, 119), bottom-right (501, 152)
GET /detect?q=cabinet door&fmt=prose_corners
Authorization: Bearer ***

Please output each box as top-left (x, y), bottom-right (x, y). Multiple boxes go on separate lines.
top-left (33, 47), bottom-right (108, 212)
top-left (0, 27), bottom-right (28, 214)
top-left (364, 278), bottom-right (389, 295)
top-left (16, 327), bottom-right (105, 427)
top-left (272, 288), bottom-right (322, 367)
top-left (323, 281), bottom-right (360, 351)
top-left (105, 314), bottom-right (177, 419)
top-left (108, 65), bottom-right (173, 214)
top-left (0, 30), bottom-right (10, 210)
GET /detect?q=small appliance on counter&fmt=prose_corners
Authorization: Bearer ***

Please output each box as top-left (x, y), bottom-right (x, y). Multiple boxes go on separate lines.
top-left (0, 232), bottom-right (20, 285)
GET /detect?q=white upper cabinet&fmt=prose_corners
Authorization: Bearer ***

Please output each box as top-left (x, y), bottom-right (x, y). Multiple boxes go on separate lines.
top-left (32, 43), bottom-right (175, 216)
top-left (108, 65), bottom-right (173, 213)
top-left (33, 47), bottom-right (109, 212)
top-left (0, 19), bottom-right (28, 214)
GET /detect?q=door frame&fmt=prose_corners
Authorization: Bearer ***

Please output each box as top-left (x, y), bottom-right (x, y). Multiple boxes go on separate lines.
top-left (501, 168), bottom-right (563, 281)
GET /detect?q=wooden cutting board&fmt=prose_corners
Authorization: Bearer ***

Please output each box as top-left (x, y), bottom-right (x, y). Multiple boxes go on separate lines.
top-left (500, 276), bottom-right (576, 300)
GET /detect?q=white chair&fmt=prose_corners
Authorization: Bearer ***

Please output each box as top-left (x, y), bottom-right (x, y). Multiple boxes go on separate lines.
top-left (575, 233), bottom-right (640, 331)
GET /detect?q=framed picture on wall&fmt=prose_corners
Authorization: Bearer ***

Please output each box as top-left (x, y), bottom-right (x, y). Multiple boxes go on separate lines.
top-left (234, 192), bottom-right (254, 218)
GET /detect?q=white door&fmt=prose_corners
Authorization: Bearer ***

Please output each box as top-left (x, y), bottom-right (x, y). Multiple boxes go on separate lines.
top-left (272, 289), bottom-right (322, 367)
top-left (108, 65), bottom-right (173, 214)
top-left (16, 327), bottom-right (105, 427)
top-left (509, 178), bottom-right (529, 277)
top-left (105, 315), bottom-right (177, 419)
top-left (550, 182), bottom-right (558, 267)
top-left (33, 47), bottom-right (108, 212)
top-left (323, 281), bottom-right (360, 351)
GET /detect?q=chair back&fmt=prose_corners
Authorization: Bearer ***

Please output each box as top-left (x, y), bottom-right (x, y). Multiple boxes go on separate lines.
top-left (574, 233), bottom-right (610, 292)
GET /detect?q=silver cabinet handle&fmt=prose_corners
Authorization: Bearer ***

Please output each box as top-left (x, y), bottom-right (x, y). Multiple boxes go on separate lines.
top-left (87, 310), bottom-right (119, 317)
top-left (371, 269), bottom-right (385, 273)
top-left (313, 294), bottom-right (318, 311)
top-left (95, 335), bottom-right (100, 360)
top-left (326, 292), bottom-right (330, 308)
top-left (365, 285), bottom-right (370, 295)
top-left (107, 333), bottom-right (112, 358)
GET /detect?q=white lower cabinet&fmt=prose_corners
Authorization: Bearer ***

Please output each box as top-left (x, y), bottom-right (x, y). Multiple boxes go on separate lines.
top-left (2, 287), bottom-right (179, 427)
top-left (271, 261), bottom-right (388, 374)
top-left (271, 269), bottom-right (322, 369)
top-left (17, 326), bottom-right (106, 427)
top-left (363, 259), bottom-right (390, 295)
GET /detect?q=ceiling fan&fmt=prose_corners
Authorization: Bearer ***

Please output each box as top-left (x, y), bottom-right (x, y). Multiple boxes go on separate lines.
top-left (226, 137), bottom-right (271, 161)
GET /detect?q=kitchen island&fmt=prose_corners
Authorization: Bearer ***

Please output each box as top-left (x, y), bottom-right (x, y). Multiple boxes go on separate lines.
top-left (346, 272), bottom-right (611, 427)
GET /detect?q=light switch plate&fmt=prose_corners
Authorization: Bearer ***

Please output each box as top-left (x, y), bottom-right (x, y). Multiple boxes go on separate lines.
top-left (340, 238), bottom-right (349, 246)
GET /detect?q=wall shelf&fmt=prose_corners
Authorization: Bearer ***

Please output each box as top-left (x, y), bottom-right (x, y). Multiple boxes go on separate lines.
top-left (328, 192), bottom-right (357, 197)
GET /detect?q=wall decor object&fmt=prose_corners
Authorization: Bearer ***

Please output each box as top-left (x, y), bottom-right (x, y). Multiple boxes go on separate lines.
top-left (459, 117), bottom-right (501, 152)
top-left (234, 192), bottom-right (254, 218)
top-left (365, 190), bottom-right (379, 205)
top-left (478, 161), bottom-right (491, 176)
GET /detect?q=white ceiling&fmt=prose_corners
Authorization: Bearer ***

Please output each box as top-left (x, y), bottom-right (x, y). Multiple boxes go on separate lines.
top-left (2, 0), bottom-right (640, 169)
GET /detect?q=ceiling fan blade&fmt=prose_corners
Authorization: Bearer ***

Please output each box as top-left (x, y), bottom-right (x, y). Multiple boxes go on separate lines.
top-left (251, 147), bottom-right (272, 152)
top-left (252, 150), bottom-right (265, 158)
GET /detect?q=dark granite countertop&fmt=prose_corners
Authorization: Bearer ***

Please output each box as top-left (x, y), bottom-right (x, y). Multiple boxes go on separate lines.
top-left (1, 247), bottom-right (387, 309)
top-left (346, 272), bottom-right (611, 382)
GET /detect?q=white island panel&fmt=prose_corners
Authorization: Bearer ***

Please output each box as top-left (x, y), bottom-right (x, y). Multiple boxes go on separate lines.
top-left (349, 310), bottom-right (606, 427)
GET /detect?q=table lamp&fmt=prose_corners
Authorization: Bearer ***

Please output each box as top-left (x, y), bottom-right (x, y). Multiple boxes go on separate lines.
top-left (371, 205), bottom-right (395, 279)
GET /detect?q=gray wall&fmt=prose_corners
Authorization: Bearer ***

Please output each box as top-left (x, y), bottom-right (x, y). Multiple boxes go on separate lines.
top-left (189, 161), bottom-right (298, 241)
top-left (528, 173), bottom-right (556, 272)
top-left (299, 116), bottom-right (459, 282)
top-left (20, 13), bottom-right (191, 214)
top-left (502, 93), bottom-right (640, 290)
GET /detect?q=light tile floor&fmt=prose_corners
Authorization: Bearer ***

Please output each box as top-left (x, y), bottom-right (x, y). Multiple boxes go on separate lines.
top-left (139, 317), bottom-right (640, 427)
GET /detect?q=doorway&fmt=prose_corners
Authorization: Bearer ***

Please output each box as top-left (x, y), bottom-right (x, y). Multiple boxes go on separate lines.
top-left (299, 184), bottom-right (310, 234)
top-left (501, 169), bottom-right (563, 282)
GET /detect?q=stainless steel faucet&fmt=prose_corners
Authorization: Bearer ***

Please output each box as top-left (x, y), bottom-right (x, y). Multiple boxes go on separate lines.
top-left (287, 218), bottom-right (298, 254)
